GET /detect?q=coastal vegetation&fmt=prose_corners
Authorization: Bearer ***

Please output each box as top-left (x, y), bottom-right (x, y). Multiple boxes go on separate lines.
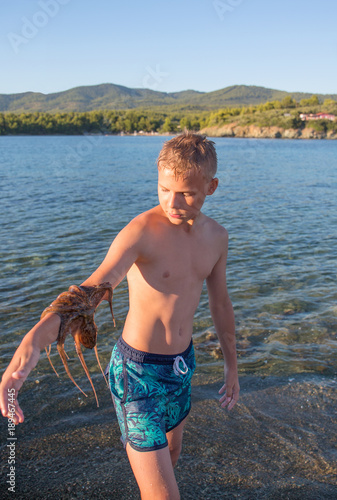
top-left (0, 94), bottom-right (336, 137)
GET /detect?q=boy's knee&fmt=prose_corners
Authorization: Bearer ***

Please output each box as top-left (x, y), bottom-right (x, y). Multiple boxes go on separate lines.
top-left (169, 442), bottom-right (182, 467)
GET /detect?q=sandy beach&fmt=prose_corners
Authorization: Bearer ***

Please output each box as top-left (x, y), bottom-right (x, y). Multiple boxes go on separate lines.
top-left (1, 371), bottom-right (336, 499)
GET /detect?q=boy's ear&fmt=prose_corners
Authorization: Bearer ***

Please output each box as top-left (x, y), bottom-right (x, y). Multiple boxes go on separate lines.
top-left (207, 177), bottom-right (219, 195)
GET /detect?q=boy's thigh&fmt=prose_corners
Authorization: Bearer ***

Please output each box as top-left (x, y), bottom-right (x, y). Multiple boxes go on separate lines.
top-left (126, 443), bottom-right (180, 499)
top-left (166, 416), bottom-right (187, 453)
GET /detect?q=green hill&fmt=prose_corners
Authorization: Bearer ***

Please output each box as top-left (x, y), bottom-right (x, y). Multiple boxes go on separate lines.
top-left (1, 83), bottom-right (336, 113)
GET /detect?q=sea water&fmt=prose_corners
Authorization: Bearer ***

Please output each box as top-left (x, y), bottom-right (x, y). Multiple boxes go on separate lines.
top-left (0, 136), bottom-right (336, 387)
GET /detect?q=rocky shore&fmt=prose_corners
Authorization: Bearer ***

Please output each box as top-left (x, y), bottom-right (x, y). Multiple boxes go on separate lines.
top-left (201, 124), bottom-right (337, 139)
top-left (1, 372), bottom-right (336, 499)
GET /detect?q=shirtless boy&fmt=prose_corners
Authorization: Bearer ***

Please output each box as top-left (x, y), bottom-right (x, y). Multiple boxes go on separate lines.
top-left (0, 132), bottom-right (239, 500)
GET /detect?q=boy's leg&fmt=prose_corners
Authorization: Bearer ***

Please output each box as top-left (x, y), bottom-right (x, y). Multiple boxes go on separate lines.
top-left (126, 417), bottom-right (187, 499)
top-left (126, 443), bottom-right (180, 500)
top-left (167, 417), bottom-right (187, 467)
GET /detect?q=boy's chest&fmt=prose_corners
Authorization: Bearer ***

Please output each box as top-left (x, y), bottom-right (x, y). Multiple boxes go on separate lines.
top-left (138, 232), bottom-right (219, 286)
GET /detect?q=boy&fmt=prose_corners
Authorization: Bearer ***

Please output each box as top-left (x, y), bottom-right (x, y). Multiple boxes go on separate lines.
top-left (0, 132), bottom-right (239, 499)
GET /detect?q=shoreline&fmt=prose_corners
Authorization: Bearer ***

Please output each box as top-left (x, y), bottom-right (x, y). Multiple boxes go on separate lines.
top-left (199, 124), bottom-right (337, 140)
top-left (1, 372), bottom-right (336, 499)
top-left (1, 128), bottom-right (336, 139)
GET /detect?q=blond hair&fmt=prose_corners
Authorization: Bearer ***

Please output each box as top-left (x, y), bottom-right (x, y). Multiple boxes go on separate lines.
top-left (157, 131), bottom-right (217, 181)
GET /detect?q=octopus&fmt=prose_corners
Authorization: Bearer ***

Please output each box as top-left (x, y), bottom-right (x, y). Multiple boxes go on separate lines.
top-left (41, 282), bottom-right (115, 407)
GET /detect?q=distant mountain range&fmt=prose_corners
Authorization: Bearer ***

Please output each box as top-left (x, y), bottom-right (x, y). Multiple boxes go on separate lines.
top-left (0, 84), bottom-right (336, 113)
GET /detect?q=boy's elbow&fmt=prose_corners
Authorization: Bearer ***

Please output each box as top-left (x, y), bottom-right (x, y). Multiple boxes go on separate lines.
top-left (209, 293), bottom-right (232, 313)
top-left (209, 297), bottom-right (235, 324)
top-left (209, 300), bottom-right (227, 318)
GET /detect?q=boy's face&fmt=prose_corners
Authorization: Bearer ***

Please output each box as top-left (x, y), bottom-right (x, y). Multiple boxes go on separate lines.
top-left (158, 168), bottom-right (218, 225)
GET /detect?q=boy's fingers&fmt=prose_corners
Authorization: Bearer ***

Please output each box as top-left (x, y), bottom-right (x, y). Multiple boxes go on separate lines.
top-left (7, 408), bottom-right (24, 424)
top-left (1, 368), bottom-right (27, 422)
top-left (0, 347), bottom-right (39, 425)
top-left (227, 400), bottom-right (236, 411)
top-left (11, 369), bottom-right (28, 380)
top-left (220, 394), bottom-right (232, 407)
top-left (227, 390), bottom-right (239, 410)
top-left (219, 384), bottom-right (239, 410)
top-left (13, 405), bottom-right (25, 424)
top-left (218, 384), bottom-right (226, 394)
top-left (219, 383), bottom-right (232, 400)
top-left (1, 390), bottom-right (24, 423)
top-left (219, 391), bottom-right (231, 402)
top-left (2, 389), bottom-right (24, 422)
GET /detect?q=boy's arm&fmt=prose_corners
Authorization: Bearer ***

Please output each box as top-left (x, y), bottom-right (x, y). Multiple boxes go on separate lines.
top-left (206, 229), bottom-right (240, 411)
top-left (0, 313), bottom-right (61, 424)
top-left (80, 216), bottom-right (144, 288)
top-left (0, 217), bottom-right (145, 424)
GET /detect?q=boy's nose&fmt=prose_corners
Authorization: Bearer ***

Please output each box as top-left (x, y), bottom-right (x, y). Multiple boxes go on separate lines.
top-left (169, 193), bottom-right (181, 208)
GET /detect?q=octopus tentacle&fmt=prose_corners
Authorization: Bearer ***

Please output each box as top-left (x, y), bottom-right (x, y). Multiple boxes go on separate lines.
top-left (73, 336), bottom-right (99, 407)
top-left (94, 345), bottom-right (109, 388)
top-left (45, 344), bottom-right (59, 377)
top-left (105, 287), bottom-right (116, 327)
top-left (57, 343), bottom-right (88, 398)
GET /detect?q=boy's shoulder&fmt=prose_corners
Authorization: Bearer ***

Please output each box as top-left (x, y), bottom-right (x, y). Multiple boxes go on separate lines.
top-left (202, 213), bottom-right (228, 241)
top-left (128, 206), bottom-right (163, 229)
top-left (122, 207), bottom-right (166, 244)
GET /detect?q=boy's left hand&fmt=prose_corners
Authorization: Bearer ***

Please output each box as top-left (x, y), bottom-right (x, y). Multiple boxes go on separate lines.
top-left (218, 368), bottom-right (240, 411)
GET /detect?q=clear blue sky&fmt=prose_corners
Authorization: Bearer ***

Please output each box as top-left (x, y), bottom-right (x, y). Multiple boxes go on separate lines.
top-left (1, 0), bottom-right (336, 95)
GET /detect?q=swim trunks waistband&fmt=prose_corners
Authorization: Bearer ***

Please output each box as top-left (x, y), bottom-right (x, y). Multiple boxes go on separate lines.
top-left (117, 336), bottom-right (193, 365)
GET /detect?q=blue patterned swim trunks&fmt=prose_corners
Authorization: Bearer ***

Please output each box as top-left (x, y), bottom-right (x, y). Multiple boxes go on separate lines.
top-left (108, 337), bottom-right (196, 452)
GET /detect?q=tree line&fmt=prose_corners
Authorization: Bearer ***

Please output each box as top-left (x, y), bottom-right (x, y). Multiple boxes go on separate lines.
top-left (0, 95), bottom-right (336, 135)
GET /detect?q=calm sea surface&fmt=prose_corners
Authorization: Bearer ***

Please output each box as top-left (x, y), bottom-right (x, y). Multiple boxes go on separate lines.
top-left (0, 136), bottom-right (336, 391)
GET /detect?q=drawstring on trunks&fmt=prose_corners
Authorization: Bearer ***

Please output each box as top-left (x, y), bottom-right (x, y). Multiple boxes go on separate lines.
top-left (173, 355), bottom-right (189, 376)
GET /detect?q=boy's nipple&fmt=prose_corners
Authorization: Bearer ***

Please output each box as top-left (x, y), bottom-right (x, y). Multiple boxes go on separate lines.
top-left (162, 271), bottom-right (170, 279)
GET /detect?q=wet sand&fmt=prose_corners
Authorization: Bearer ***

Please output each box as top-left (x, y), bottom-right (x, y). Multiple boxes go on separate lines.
top-left (1, 373), bottom-right (336, 499)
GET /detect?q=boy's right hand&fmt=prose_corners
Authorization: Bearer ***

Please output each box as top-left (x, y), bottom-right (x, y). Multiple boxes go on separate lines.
top-left (0, 342), bottom-right (40, 424)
